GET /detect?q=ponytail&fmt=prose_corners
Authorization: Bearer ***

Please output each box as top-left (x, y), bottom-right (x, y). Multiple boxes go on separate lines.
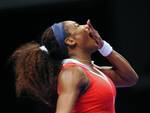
top-left (10, 26), bottom-right (69, 113)
top-left (10, 41), bottom-right (56, 112)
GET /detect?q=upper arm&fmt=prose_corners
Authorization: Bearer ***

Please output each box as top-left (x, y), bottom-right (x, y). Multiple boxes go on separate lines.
top-left (99, 66), bottom-right (128, 87)
top-left (56, 66), bottom-right (84, 113)
top-left (93, 50), bottom-right (138, 87)
top-left (94, 64), bottom-right (132, 87)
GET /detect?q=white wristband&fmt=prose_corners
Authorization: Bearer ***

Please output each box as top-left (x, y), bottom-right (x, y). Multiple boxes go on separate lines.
top-left (98, 40), bottom-right (113, 57)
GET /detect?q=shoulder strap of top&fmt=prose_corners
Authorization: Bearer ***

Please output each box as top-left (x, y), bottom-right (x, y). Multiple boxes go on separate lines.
top-left (62, 58), bottom-right (94, 71)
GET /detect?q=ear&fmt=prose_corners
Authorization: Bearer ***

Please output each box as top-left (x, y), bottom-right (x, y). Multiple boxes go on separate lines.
top-left (64, 37), bottom-right (76, 47)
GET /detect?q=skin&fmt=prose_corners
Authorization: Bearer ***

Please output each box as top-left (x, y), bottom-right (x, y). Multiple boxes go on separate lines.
top-left (55, 20), bottom-right (139, 113)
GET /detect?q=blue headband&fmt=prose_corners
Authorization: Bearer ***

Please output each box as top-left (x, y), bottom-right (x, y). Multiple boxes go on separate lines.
top-left (51, 23), bottom-right (67, 49)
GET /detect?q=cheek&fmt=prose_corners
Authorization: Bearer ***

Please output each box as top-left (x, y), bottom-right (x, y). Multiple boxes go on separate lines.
top-left (81, 33), bottom-right (90, 41)
top-left (75, 32), bottom-right (96, 47)
top-left (75, 32), bottom-right (88, 42)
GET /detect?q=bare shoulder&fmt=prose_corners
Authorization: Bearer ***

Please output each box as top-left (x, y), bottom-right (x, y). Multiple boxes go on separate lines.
top-left (58, 65), bottom-right (86, 90)
top-left (56, 66), bottom-right (87, 113)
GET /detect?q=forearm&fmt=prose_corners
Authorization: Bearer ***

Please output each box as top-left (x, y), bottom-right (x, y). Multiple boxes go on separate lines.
top-left (87, 21), bottom-right (138, 86)
top-left (106, 50), bottom-right (139, 84)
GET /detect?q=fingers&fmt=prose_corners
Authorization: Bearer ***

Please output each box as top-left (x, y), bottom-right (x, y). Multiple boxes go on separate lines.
top-left (87, 19), bottom-right (95, 36)
top-left (87, 19), bottom-right (94, 30)
top-left (86, 19), bottom-right (102, 41)
top-left (87, 20), bottom-right (96, 38)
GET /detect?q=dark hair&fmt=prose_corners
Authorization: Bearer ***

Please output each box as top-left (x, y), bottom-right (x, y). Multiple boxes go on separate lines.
top-left (10, 26), bottom-right (69, 112)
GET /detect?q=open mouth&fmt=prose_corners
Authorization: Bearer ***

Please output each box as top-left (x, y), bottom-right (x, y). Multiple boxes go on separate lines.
top-left (89, 32), bottom-right (93, 37)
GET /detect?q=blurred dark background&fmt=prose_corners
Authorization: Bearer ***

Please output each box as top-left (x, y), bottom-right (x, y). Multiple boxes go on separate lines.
top-left (0, 0), bottom-right (150, 113)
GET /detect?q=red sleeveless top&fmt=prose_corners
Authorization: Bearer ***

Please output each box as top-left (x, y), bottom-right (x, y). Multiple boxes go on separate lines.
top-left (58, 59), bottom-right (116, 113)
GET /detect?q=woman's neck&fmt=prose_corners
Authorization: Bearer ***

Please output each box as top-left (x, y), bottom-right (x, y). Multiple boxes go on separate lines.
top-left (70, 54), bottom-right (93, 68)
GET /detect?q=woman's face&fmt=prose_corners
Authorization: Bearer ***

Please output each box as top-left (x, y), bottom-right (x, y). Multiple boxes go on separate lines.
top-left (64, 20), bottom-right (99, 53)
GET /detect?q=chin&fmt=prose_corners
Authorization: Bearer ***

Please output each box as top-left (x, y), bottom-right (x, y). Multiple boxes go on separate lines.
top-left (90, 46), bottom-right (99, 53)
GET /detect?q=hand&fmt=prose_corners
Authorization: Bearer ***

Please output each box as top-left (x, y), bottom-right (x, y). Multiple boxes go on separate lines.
top-left (87, 19), bottom-right (104, 49)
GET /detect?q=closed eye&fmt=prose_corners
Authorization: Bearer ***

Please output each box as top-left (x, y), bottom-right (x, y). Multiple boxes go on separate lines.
top-left (74, 23), bottom-right (80, 27)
